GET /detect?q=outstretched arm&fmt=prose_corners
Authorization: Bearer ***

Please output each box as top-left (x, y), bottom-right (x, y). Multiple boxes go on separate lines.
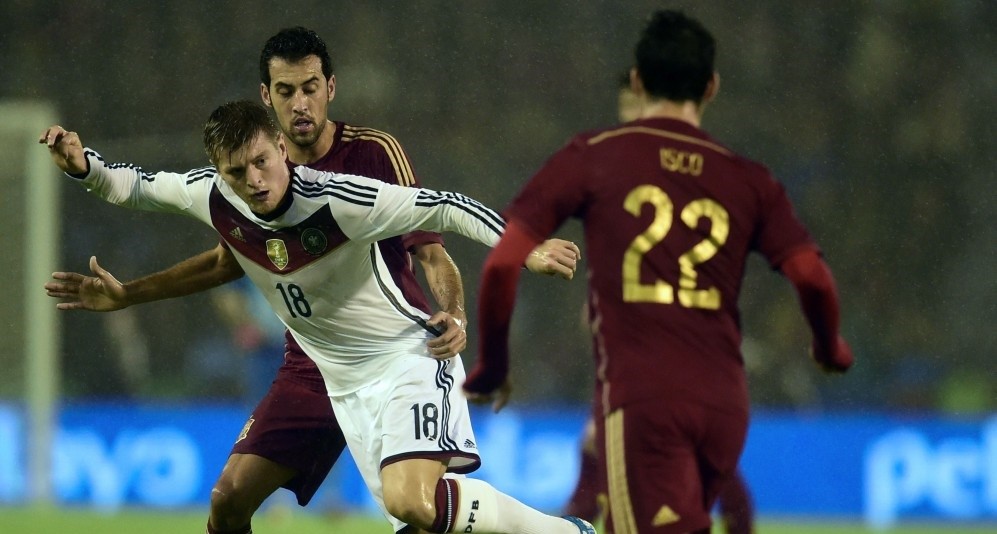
top-left (780, 248), bottom-right (854, 373)
top-left (354, 182), bottom-right (580, 279)
top-left (464, 220), bottom-right (543, 412)
top-left (416, 235), bottom-right (578, 362)
top-left (45, 243), bottom-right (245, 311)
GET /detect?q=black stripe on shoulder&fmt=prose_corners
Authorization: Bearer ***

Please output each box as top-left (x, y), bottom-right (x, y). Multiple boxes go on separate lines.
top-left (295, 174), bottom-right (380, 198)
top-left (415, 190), bottom-right (506, 234)
top-left (292, 174), bottom-right (380, 205)
top-left (291, 183), bottom-right (376, 206)
top-left (105, 161), bottom-right (157, 183)
top-left (186, 166), bottom-right (216, 184)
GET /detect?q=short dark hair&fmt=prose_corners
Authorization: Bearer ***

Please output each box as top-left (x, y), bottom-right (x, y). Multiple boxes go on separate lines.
top-left (634, 10), bottom-right (715, 103)
top-left (259, 26), bottom-right (334, 87)
top-left (203, 100), bottom-right (281, 164)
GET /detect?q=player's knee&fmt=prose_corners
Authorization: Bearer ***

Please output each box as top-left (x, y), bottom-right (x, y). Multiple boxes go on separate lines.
top-left (383, 485), bottom-right (436, 529)
top-left (209, 480), bottom-right (255, 528)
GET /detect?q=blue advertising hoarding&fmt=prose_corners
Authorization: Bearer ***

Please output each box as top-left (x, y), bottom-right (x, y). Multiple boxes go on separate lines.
top-left (0, 402), bottom-right (994, 528)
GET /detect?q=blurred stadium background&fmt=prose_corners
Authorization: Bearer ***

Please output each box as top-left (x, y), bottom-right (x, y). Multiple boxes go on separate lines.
top-left (1, 1), bottom-right (994, 532)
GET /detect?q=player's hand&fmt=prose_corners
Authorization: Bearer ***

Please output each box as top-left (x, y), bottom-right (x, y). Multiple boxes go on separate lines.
top-left (38, 125), bottom-right (88, 175)
top-left (426, 311), bottom-right (468, 358)
top-left (525, 238), bottom-right (581, 280)
top-left (44, 256), bottom-right (129, 312)
top-left (811, 335), bottom-right (854, 374)
top-left (464, 378), bottom-right (513, 413)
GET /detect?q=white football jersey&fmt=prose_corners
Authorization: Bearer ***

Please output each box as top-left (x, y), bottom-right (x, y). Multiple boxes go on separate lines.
top-left (72, 149), bottom-right (505, 394)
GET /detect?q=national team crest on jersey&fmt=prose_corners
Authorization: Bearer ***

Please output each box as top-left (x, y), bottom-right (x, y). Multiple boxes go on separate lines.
top-left (301, 228), bottom-right (328, 255)
top-left (266, 239), bottom-right (289, 270)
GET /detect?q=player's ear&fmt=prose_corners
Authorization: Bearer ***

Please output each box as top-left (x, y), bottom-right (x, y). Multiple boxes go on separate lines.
top-left (704, 72), bottom-right (720, 103)
top-left (261, 83), bottom-right (273, 107)
top-left (276, 133), bottom-right (288, 157)
top-left (629, 67), bottom-right (645, 97)
top-left (327, 74), bottom-right (336, 103)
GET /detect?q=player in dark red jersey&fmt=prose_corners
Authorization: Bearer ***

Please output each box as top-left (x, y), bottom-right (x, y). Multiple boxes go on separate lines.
top-left (43, 28), bottom-right (577, 534)
top-left (562, 72), bottom-right (757, 534)
top-left (465, 10), bottom-right (853, 534)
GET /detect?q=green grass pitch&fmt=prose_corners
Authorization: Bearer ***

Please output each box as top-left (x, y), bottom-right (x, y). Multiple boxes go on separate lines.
top-left (0, 507), bottom-right (993, 534)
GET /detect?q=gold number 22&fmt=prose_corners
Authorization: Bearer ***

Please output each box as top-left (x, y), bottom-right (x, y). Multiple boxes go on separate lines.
top-left (622, 185), bottom-right (730, 309)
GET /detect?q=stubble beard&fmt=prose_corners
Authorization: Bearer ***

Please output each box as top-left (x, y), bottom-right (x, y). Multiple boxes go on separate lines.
top-left (289, 119), bottom-right (326, 151)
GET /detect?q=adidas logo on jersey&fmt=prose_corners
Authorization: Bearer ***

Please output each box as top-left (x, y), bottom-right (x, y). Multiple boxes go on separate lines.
top-left (464, 439), bottom-right (476, 449)
top-left (229, 227), bottom-right (246, 242)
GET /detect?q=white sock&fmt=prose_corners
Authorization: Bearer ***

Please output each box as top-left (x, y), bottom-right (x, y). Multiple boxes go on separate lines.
top-left (450, 478), bottom-right (580, 534)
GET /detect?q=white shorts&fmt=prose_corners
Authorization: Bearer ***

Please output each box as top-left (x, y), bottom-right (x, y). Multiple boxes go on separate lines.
top-left (330, 354), bottom-right (480, 530)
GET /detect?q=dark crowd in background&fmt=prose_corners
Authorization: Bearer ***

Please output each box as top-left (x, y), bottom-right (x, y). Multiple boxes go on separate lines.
top-left (1, 1), bottom-right (992, 413)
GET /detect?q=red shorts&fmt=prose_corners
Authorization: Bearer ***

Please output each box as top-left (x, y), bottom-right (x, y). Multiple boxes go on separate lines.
top-left (599, 398), bottom-right (747, 533)
top-left (230, 371), bottom-right (345, 506)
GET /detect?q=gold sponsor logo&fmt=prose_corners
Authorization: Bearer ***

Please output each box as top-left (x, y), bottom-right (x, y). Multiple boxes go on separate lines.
top-left (267, 239), bottom-right (289, 270)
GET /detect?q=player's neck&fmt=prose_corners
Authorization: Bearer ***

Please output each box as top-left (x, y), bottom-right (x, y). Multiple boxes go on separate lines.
top-left (639, 99), bottom-right (703, 128)
top-left (287, 119), bottom-right (336, 165)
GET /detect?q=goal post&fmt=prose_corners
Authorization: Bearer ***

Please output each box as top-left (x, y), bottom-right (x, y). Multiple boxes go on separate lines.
top-left (0, 100), bottom-right (60, 504)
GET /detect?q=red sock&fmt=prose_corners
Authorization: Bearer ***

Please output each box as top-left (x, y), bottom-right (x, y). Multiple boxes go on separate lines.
top-left (718, 472), bottom-right (754, 534)
top-left (564, 446), bottom-right (600, 522)
top-left (430, 478), bottom-right (460, 533)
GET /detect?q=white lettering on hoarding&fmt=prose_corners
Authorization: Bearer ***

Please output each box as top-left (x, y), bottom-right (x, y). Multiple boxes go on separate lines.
top-left (52, 427), bottom-right (201, 509)
top-left (864, 418), bottom-right (997, 527)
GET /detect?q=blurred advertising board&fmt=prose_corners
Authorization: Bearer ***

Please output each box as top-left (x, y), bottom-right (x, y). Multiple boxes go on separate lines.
top-left (0, 403), bottom-right (994, 527)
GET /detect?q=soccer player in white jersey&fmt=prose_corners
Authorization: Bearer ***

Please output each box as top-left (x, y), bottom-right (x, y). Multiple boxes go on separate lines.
top-left (40, 101), bottom-right (596, 534)
top-left (48, 27), bottom-right (509, 534)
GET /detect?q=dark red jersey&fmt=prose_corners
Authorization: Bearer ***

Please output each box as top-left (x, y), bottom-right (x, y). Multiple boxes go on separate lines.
top-left (280, 122), bottom-right (443, 390)
top-left (505, 118), bottom-right (816, 412)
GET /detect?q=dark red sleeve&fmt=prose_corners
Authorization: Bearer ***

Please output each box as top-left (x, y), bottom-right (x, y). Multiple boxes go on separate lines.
top-left (504, 138), bottom-right (588, 239)
top-left (464, 220), bottom-right (543, 394)
top-left (753, 177), bottom-right (816, 270)
top-left (781, 248), bottom-right (853, 371)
